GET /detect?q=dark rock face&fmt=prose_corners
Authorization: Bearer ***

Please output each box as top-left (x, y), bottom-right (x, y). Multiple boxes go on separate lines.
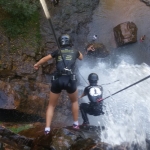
top-left (113, 22), bottom-right (138, 47)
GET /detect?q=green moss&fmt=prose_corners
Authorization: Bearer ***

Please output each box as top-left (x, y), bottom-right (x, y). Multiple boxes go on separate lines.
top-left (8, 124), bottom-right (32, 134)
top-left (0, 0), bottom-right (41, 53)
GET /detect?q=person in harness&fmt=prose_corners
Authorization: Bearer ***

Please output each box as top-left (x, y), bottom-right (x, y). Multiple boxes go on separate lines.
top-left (79, 73), bottom-right (104, 125)
top-left (34, 34), bottom-right (83, 133)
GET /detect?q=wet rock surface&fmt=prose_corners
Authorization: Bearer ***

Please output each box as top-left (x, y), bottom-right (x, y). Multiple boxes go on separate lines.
top-left (82, 43), bottom-right (110, 69)
top-left (86, 43), bottom-right (110, 58)
top-left (141, 0), bottom-right (150, 5)
top-left (0, 126), bottom-right (33, 150)
top-left (113, 21), bottom-right (138, 47)
top-left (1, 124), bottom-right (150, 150)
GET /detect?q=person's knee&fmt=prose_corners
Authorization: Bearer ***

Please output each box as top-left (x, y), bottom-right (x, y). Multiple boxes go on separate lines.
top-left (80, 103), bottom-right (88, 111)
top-left (47, 102), bottom-right (56, 108)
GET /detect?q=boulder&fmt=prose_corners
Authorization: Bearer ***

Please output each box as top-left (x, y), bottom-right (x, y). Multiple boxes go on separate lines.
top-left (113, 21), bottom-right (138, 47)
top-left (82, 43), bottom-right (109, 69)
top-left (0, 81), bottom-right (20, 109)
top-left (0, 80), bottom-right (49, 117)
top-left (86, 43), bottom-right (109, 58)
top-left (0, 126), bottom-right (33, 150)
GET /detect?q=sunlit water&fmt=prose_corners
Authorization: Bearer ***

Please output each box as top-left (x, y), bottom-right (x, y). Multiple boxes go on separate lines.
top-left (77, 0), bottom-right (150, 149)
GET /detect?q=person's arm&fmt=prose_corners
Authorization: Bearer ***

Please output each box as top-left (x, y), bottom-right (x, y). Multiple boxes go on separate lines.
top-left (78, 92), bottom-right (86, 99)
top-left (34, 54), bottom-right (52, 70)
top-left (78, 87), bottom-right (87, 99)
top-left (101, 85), bottom-right (103, 97)
top-left (78, 51), bottom-right (83, 60)
top-left (87, 44), bottom-right (95, 52)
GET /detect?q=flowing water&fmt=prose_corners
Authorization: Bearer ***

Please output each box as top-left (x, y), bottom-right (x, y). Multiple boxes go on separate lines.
top-left (77, 0), bottom-right (150, 149)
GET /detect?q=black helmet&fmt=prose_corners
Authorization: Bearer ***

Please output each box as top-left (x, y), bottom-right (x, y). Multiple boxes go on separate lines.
top-left (88, 73), bottom-right (99, 83)
top-left (58, 34), bottom-right (72, 47)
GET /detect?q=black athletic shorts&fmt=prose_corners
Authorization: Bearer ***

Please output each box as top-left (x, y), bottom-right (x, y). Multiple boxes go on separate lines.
top-left (80, 103), bottom-right (104, 116)
top-left (51, 75), bottom-right (77, 94)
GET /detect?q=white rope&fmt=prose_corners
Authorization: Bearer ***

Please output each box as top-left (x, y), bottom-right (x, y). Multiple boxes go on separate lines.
top-left (40, 0), bottom-right (50, 19)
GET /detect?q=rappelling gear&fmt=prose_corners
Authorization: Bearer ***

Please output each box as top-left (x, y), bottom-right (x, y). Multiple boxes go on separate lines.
top-left (58, 34), bottom-right (72, 47)
top-left (70, 74), bottom-right (76, 81)
top-left (51, 70), bottom-right (76, 83)
top-left (102, 75), bottom-right (150, 101)
top-left (88, 73), bottom-right (99, 83)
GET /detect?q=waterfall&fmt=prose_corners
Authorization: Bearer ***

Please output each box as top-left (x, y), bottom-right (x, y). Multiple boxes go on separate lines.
top-left (78, 60), bottom-right (150, 148)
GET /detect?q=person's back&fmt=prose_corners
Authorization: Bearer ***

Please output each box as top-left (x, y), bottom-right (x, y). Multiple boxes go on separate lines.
top-left (85, 85), bottom-right (103, 103)
top-left (54, 46), bottom-right (79, 72)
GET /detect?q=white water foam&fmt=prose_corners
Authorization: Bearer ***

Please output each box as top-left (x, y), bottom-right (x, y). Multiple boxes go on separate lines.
top-left (77, 60), bottom-right (150, 148)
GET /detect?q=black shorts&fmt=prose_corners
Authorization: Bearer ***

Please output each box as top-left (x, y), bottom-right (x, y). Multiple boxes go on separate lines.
top-left (80, 103), bottom-right (104, 116)
top-left (51, 75), bottom-right (77, 94)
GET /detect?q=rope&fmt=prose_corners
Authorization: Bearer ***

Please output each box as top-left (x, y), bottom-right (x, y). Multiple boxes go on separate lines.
top-left (40, 0), bottom-right (67, 68)
top-left (102, 75), bottom-right (150, 101)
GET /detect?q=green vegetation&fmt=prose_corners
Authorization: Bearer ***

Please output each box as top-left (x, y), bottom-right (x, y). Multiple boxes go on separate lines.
top-left (0, 0), bottom-right (40, 38)
top-left (0, 122), bottom-right (33, 134)
top-left (7, 124), bottom-right (32, 134)
top-left (0, 0), bottom-right (41, 53)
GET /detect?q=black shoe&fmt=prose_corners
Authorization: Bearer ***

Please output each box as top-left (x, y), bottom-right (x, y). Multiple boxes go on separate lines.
top-left (81, 122), bottom-right (90, 126)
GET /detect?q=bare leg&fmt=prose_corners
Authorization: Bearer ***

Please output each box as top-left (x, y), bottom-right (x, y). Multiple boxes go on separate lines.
top-left (46, 91), bottom-right (60, 127)
top-left (68, 90), bottom-right (79, 122)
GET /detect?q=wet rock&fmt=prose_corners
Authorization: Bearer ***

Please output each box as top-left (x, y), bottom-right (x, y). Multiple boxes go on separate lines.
top-left (0, 80), bottom-right (50, 117)
top-left (113, 22), bottom-right (138, 47)
top-left (86, 43), bottom-right (109, 58)
top-left (10, 81), bottom-right (50, 117)
top-left (0, 80), bottom-right (74, 127)
top-left (1, 124), bottom-right (150, 150)
top-left (0, 81), bottom-right (20, 109)
top-left (0, 126), bottom-right (33, 150)
top-left (141, 0), bottom-right (150, 6)
top-left (82, 43), bottom-right (109, 69)
top-left (29, 125), bottom-right (102, 150)
top-left (146, 139), bottom-right (150, 150)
